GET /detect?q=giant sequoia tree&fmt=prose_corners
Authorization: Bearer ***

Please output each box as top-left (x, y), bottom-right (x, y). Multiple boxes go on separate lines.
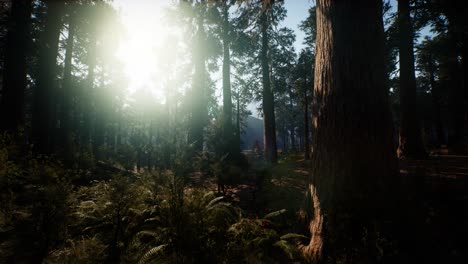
top-left (304, 0), bottom-right (398, 262)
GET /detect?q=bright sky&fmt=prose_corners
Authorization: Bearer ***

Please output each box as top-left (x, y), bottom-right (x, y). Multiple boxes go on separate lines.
top-left (113, 0), bottom-right (311, 102)
top-left (113, 0), bottom-right (176, 99)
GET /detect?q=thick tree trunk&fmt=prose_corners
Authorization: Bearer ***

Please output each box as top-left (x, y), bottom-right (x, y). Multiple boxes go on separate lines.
top-left (397, 0), bottom-right (427, 158)
top-left (303, 0), bottom-right (399, 262)
top-left (60, 15), bottom-right (76, 157)
top-left (32, 1), bottom-right (63, 153)
top-left (261, 9), bottom-right (278, 163)
top-left (0, 0), bottom-right (32, 131)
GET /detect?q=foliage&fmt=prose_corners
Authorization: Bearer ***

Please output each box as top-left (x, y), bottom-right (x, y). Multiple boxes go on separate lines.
top-left (226, 209), bottom-right (306, 263)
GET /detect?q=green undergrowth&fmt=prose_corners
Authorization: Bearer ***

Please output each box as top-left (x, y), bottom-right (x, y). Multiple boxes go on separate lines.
top-left (0, 135), bottom-right (309, 263)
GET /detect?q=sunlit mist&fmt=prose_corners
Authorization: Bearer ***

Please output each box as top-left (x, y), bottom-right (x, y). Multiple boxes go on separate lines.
top-left (114, 0), bottom-right (180, 99)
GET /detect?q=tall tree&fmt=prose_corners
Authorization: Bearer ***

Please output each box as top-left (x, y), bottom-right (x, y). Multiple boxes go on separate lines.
top-left (188, 7), bottom-right (208, 152)
top-left (0, 0), bottom-right (32, 131)
top-left (304, 0), bottom-right (398, 262)
top-left (260, 2), bottom-right (277, 163)
top-left (221, 0), bottom-right (234, 157)
top-left (397, 0), bottom-right (427, 158)
top-left (32, 0), bottom-right (64, 153)
top-left (59, 9), bottom-right (76, 157)
top-left (298, 7), bottom-right (316, 160)
top-left (417, 37), bottom-right (445, 147)
top-left (294, 48), bottom-right (314, 160)
top-left (81, 30), bottom-right (96, 148)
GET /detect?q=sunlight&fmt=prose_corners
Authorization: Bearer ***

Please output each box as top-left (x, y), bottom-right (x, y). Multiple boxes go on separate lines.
top-left (113, 0), bottom-right (178, 98)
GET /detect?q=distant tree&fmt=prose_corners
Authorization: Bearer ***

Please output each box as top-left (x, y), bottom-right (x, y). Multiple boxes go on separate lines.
top-left (270, 27), bottom-right (297, 152)
top-left (293, 48), bottom-right (314, 159)
top-left (0, 0), bottom-right (32, 131)
top-left (59, 6), bottom-right (76, 158)
top-left (423, 0), bottom-right (467, 151)
top-left (219, 0), bottom-right (235, 157)
top-left (180, 1), bottom-right (212, 153)
top-left (304, 0), bottom-right (398, 262)
top-left (396, 0), bottom-right (427, 158)
top-left (260, 1), bottom-right (278, 163)
top-left (32, 0), bottom-right (64, 153)
top-left (298, 6), bottom-right (316, 159)
top-left (417, 36), bottom-right (445, 147)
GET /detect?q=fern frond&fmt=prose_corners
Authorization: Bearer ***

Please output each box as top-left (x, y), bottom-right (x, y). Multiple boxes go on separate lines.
top-left (264, 209), bottom-right (286, 219)
top-left (136, 230), bottom-right (160, 240)
top-left (280, 233), bottom-right (309, 241)
top-left (274, 240), bottom-right (301, 260)
top-left (144, 217), bottom-right (161, 224)
top-left (206, 196), bottom-right (225, 208)
top-left (138, 244), bottom-right (168, 264)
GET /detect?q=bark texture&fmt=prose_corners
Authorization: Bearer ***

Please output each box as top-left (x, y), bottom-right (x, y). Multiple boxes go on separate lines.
top-left (304, 0), bottom-right (399, 262)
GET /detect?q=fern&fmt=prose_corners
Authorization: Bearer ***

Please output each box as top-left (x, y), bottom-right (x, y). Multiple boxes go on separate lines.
top-left (264, 209), bottom-right (287, 219)
top-left (206, 196), bottom-right (225, 208)
top-left (274, 240), bottom-right (302, 260)
top-left (280, 233), bottom-right (309, 241)
top-left (136, 230), bottom-right (160, 240)
top-left (138, 244), bottom-right (168, 264)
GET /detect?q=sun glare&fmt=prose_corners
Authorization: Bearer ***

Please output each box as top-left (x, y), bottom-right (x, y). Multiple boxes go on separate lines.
top-left (113, 0), bottom-right (180, 99)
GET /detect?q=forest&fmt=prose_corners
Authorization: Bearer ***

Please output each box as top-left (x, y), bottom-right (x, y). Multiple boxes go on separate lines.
top-left (0, 0), bottom-right (467, 263)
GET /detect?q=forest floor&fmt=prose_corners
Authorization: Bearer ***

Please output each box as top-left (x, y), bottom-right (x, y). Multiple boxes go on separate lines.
top-left (398, 153), bottom-right (468, 263)
top-left (2, 151), bottom-right (467, 262)
top-left (193, 151), bottom-right (468, 263)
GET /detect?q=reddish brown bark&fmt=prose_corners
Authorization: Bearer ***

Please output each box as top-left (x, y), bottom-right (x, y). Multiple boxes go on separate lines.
top-left (303, 0), bottom-right (399, 262)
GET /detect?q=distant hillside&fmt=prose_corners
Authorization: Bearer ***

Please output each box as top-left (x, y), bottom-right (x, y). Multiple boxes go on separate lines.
top-left (241, 116), bottom-right (264, 150)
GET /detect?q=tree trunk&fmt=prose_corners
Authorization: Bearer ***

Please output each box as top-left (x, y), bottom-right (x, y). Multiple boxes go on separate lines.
top-left (397, 0), bottom-right (427, 158)
top-left (236, 92), bottom-right (241, 152)
top-left (0, 0), bottom-right (32, 131)
top-left (60, 14), bottom-right (76, 158)
top-left (222, 2), bottom-right (234, 157)
top-left (32, 1), bottom-right (63, 153)
top-left (261, 8), bottom-right (278, 163)
top-left (188, 16), bottom-right (207, 153)
top-left (428, 58), bottom-right (444, 147)
top-left (303, 1), bottom-right (399, 262)
top-left (93, 69), bottom-right (106, 159)
top-left (304, 85), bottom-right (310, 160)
top-left (289, 92), bottom-right (296, 151)
top-left (464, 33), bottom-right (468, 151)
top-left (81, 37), bottom-right (97, 148)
